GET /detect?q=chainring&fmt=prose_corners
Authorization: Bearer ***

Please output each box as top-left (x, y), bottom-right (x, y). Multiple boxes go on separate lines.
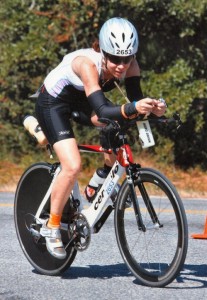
top-left (68, 213), bottom-right (91, 251)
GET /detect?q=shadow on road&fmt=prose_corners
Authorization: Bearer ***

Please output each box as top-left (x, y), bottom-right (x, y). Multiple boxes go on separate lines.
top-left (165, 263), bottom-right (207, 289)
top-left (61, 262), bottom-right (131, 280)
top-left (56, 262), bottom-right (207, 288)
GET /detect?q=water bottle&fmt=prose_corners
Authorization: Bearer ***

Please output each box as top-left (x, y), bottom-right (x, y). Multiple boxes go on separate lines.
top-left (85, 165), bottom-right (120, 203)
top-left (23, 115), bottom-right (48, 145)
top-left (85, 166), bottom-right (109, 202)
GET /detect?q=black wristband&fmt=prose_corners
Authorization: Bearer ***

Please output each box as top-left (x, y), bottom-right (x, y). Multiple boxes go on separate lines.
top-left (124, 102), bottom-right (139, 119)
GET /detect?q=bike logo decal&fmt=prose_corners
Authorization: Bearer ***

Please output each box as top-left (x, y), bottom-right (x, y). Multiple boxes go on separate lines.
top-left (94, 190), bottom-right (105, 210)
top-left (94, 163), bottom-right (119, 210)
top-left (58, 130), bottom-right (70, 136)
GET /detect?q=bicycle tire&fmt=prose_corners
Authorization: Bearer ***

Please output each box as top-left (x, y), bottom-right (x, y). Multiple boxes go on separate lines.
top-left (114, 167), bottom-right (188, 287)
top-left (14, 162), bottom-right (77, 275)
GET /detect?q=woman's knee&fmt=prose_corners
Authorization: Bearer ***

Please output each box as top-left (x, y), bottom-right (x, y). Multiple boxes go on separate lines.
top-left (62, 160), bottom-right (81, 178)
top-left (54, 138), bottom-right (81, 176)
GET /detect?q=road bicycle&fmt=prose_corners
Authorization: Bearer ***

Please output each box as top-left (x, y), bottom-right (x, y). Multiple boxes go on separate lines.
top-left (14, 113), bottom-right (188, 287)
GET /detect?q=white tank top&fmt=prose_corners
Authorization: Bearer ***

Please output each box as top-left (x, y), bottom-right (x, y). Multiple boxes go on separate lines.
top-left (44, 48), bottom-right (102, 97)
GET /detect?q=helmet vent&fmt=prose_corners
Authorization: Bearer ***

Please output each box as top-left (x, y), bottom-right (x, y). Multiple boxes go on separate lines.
top-left (122, 33), bottom-right (125, 42)
top-left (115, 43), bottom-right (120, 48)
top-left (109, 38), bottom-right (115, 48)
top-left (111, 32), bottom-right (116, 38)
top-left (127, 43), bottom-right (131, 49)
top-left (130, 32), bottom-right (134, 39)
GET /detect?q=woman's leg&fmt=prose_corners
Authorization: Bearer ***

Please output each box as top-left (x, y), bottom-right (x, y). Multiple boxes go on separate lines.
top-left (40, 138), bottom-right (81, 259)
top-left (50, 138), bottom-right (81, 220)
top-left (103, 152), bottom-right (116, 167)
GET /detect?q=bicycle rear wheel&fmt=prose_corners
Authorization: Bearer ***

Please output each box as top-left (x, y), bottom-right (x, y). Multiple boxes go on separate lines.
top-left (114, 168), bottom-right (188, 287)
top-left (14, 162), bottom-right (77, 275)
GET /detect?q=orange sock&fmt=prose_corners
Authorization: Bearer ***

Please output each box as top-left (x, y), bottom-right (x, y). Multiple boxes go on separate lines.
top-left (47, 213), bottom-right (62, 228)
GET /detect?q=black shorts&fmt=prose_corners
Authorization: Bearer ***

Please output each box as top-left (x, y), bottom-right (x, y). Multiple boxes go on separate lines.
top-left (35, 86), bottom-right (93, 145)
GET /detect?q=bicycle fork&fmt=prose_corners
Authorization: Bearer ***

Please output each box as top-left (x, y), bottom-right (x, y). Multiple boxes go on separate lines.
top-left (126, 166), bottom-right (146, 232)
top-left (126, 165), bottom-right (162, 232)
top-left (138, 181), bottom-right (163, 229)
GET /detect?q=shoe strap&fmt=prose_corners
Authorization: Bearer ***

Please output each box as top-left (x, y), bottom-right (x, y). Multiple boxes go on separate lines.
top-left (46, 238), bottom-right (64, 249)
top-left (40, 226), bottom-right (61, 239)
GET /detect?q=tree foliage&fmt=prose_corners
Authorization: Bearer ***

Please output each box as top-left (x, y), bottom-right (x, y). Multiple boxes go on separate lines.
top-left (0, 0), bottom-right (207, 169)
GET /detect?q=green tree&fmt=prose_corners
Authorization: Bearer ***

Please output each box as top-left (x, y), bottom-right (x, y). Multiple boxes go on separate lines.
top-left (0, 0), bottom-right (207, 169)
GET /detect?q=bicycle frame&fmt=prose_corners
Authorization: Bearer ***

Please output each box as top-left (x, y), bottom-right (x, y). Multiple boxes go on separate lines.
top-left (34, 113), bottom-right (183, 232)
top-left (35, 142), bottom-right (134, 232)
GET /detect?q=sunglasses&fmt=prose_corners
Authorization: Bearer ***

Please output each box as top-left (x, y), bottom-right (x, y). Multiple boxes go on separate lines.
top-left (106, 53), bottom-right (134, 65)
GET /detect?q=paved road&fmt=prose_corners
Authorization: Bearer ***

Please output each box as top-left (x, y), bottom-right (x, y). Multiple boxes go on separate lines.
top-left (0, 192), bottom-right (207, 300)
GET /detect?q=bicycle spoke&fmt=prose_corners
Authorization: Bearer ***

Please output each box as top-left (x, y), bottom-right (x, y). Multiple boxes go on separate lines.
top-left (115, 168), bottom-right (188, 287)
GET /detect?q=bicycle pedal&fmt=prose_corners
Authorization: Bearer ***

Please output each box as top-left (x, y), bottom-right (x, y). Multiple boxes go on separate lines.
top-left (29, 225), bottom-right (41, 242)
top-left (30, 228), bottom-right (41, 238)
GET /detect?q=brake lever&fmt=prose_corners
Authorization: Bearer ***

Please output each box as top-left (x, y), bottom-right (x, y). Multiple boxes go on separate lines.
top-left (148, 113), bottom-right (183, 130)
top-left (98, 118), bottom-right (120, 130)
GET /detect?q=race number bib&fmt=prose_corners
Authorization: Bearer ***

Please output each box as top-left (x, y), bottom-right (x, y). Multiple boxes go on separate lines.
top-left (137, 120), bottom-right (155, 148)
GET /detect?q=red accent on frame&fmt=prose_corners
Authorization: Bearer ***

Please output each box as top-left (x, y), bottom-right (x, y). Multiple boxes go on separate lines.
top-left (117, 145), bottom-right (134, 167)
top-left (78, 144), bottom-right (112, 154)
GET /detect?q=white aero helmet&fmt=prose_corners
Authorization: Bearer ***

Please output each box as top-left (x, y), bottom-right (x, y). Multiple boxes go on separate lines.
top-left (99, 17), bottom-right (138, 57)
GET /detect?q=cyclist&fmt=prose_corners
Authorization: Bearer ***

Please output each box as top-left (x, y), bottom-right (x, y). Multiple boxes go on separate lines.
top-left (35, 17), bottom-right (167, 259)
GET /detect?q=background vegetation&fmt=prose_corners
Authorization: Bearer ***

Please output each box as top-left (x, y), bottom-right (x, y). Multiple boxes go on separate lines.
top-left (0, 0), bottom-right (207, 172)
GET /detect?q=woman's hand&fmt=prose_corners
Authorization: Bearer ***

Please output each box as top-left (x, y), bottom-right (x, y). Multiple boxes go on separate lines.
top-left (152, 100), bottom-right (167, 117)
top-left (135, 98), bottom-right (167, 117)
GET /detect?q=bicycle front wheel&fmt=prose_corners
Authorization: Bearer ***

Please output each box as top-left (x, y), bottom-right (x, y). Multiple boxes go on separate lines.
top-left (114, 168), bottom-right (188, 287)
top-left (14, 162), bottom-right (77, 275)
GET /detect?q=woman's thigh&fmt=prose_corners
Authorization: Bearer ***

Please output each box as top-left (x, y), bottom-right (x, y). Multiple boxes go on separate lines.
top-left (53, 138), bottom-right (81, 173)
top-left (36, 93), bottom-right (74, 146)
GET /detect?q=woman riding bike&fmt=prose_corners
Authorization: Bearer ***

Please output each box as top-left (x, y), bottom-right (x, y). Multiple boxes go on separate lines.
top-left (35, 17), bottom-right (166, 260)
